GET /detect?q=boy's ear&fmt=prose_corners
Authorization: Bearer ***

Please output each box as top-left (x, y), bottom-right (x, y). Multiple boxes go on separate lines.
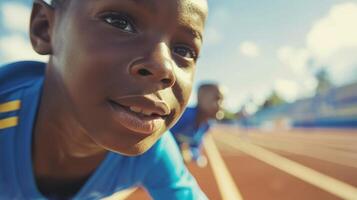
top-left (29, 2), bottom-right (55, 55)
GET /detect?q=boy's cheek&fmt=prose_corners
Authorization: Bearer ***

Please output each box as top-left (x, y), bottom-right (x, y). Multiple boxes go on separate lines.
top-left (168, 78), bottom-right (194, 124)
top-left (174, 68), bottom-right (195, 97)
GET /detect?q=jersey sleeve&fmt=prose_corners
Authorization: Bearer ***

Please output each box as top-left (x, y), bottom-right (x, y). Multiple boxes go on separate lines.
top-left (141, 132), bottom-right (208, 200)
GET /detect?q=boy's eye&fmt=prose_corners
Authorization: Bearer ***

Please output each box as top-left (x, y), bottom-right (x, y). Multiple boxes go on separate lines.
top-left (101, 13), bottom-right (136, 33)
top-left (173, 45), bottom-right (197, 60)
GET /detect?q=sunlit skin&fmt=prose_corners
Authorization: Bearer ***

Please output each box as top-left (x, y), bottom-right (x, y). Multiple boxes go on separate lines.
top-left (29, 0), bottom-right (207, 197)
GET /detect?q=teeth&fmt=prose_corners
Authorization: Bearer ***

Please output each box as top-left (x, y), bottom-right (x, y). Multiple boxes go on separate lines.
top-left (129, 106), bottom-right (159, 116)
top-left (129, 106), bottom-right (142, 113)
top-left (142, 109), bottom-right (154, 116)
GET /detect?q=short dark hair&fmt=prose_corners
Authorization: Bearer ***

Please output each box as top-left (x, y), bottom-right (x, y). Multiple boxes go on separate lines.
top-left (198, 83), bottom-right (219, 93)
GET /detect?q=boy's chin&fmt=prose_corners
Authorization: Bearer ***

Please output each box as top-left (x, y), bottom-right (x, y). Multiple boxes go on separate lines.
top-left (108, 141), bottom-right (156, 156)
top-left (99, 130), bottom-right (163, 156)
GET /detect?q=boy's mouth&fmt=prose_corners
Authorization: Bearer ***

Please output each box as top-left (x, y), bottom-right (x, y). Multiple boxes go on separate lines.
top-left (107, 96), bottom-right (170, 135)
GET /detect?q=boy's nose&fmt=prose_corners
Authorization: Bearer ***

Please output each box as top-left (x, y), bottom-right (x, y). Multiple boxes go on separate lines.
top-left (129, 43), bottom-right (176, 89)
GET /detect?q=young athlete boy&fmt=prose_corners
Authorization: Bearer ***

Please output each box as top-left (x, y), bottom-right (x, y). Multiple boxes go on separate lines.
top-left (0, 0), bottom-right (208, 199)
top-left (171, 83), bottom-right (223, 167)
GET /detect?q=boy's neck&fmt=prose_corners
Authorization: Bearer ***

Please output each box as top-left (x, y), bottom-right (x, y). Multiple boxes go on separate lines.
top-left (32, 64), bottom-right (107, 196)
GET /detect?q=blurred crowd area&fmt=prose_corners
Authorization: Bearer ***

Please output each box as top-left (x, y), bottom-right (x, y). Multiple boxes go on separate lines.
top-left (222, 79), bottom-right (357, 130)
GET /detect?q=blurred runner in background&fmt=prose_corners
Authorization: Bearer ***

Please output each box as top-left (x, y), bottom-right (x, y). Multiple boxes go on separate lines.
top-left (171, 83), bottom-right (224, 167)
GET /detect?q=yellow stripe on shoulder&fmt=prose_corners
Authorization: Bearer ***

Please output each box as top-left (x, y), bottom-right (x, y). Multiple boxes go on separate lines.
top-left (0, 100), bottom-right (21, 113)
top-left (0, 117), bottom-right (18, 129)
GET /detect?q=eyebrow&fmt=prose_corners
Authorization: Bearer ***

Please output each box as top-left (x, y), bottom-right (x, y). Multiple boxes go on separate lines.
top-left (181, 26), bottom-right (203, 42)
top-left (131, 0), bottom-right (158, 13)
top-left (130, 0), bottom-right (204, 41)
top-left (91, 0), bottom-right (204, 41)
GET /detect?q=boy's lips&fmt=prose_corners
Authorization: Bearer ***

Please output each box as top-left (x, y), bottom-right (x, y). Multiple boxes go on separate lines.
top-left (107, 96), bottom-right (170, 135)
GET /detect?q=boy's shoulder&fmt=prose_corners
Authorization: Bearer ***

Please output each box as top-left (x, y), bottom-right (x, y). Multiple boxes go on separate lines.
top-left (0, 61), bottom-right (45, 131)
top-left (0, 61), bottom-right (46, 95)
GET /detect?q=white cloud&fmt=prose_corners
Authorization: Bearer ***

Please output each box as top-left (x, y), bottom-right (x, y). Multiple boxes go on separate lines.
top-left (204, 27), bottom-right (223, 46)
top-left (307, 2), bottom-right (357, 60)
top-left (321, 47), bottom-right (357, 84)
top-left (276, 46), bottom-right (317, 97)
top-left (239, 41), bottom-right (260, 58)
top-left (307, 2), bottom-right (357, 84)
top-left (203, 6), bottom-right (232, 46)
top-left (1, 3), bottom-right (31, 33)
top-left (277, 46), bottom-right (310, 76)
top-left (275, 79), bottom-right (299, 100)
top-left (274, 79), bottom-right (300, 102)
top-left (277, 2), bottom-right (357, 87)
top-left (0, 35), bottom-right (48, 63)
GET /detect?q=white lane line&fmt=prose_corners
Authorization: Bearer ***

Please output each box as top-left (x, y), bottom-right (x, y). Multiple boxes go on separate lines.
top-left (214, 126), bottom-right (357, 167)
top-left (215, 134), bottom-right (357, 200)
top-left (103, 187), bottom-right (137, 200)
top-left (250, 137), bottom-right (357, 169)
top-left (203, 134), bottom-right (244, 200)
top-left (249, 132), bottom-right (357, 153)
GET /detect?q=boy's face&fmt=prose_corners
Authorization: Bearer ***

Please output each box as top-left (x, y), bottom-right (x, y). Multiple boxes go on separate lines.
top-left (38, 0), bottom-right (207, 155)
top-left (198, 86), bottom-right (223, 119)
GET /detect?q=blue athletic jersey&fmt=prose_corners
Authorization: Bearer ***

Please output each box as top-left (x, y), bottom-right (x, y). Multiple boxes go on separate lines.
top-left (0, 61), bottom-right (207, 200)
top-left (170, 107), bottom-right (211, 148)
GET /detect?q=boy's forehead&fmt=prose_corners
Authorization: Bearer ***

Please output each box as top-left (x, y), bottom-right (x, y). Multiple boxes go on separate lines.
top-left (179, 0), bottom-right (208, 18)
top-left (64, 0), bottom-right (207, 24)
top-left (67, 0), bottom-right (207, 40)
top-left (178, 0), bottom-right (208, 26)
top-left (71, 0), bottom-right (207, 11)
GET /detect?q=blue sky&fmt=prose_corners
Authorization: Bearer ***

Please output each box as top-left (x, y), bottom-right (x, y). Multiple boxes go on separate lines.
top-left (1, 0), bottom-right (357, 112)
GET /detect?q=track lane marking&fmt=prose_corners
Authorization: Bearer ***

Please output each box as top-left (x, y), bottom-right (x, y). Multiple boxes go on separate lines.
top-left (250, 137), bottom-right (357, 169)
top-left (249, 132), bottom-right (357, 152)
top-left (203, 134), bottom-right (244, 200)
top-left (215, 133), bottom-right (357, 200)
